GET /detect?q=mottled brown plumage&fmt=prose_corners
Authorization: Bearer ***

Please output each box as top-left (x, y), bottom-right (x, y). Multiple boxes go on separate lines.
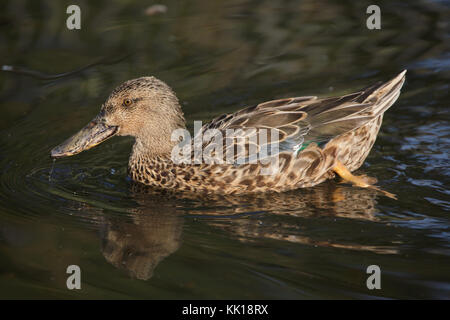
top-left (51, 71), bottom-right (406, 195)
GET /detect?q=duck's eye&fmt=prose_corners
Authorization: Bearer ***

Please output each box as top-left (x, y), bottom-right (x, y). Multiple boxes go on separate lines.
top-left (123, 99), bottom-right (132, 107)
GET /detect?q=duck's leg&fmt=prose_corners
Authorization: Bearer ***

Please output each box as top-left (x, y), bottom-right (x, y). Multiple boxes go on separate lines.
top-left (332, 160), bottom-right (397, 199)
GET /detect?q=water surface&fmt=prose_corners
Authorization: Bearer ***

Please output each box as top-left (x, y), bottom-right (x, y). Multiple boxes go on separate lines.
top-left (0, 0), bottom-right (449, 299)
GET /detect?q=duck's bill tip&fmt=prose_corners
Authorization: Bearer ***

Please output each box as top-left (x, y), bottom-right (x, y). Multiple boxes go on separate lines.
top-left (50, 147), bottom-right (78, 158)
top-left (49, 121), bottom-right (118, 159)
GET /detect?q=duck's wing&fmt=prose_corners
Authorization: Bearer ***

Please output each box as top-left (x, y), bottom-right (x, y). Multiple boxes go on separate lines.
top-left (197, 71), bottom-right (406, 164)
top-left (197, 97), bottom-right (314, 163)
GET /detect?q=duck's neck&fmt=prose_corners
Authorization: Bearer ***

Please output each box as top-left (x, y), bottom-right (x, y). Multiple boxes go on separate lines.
top-left (127, 138), bottom-right (170, 184)
top-left (129, 137), bottom-right (173, 166)
top-left (127, 104), bottom-right (186, 183)
top-left (129, 108), bottom-right (186, 164)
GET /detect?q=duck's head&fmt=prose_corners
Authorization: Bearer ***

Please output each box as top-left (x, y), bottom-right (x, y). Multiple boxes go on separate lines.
top-left (51, 76), bottom-right (185, 158)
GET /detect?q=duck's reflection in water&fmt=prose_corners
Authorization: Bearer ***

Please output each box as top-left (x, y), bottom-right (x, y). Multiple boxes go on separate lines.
top-left (100, 196), bottom-right (183, 280)
top-left (99, 182), bottom-right (395, 280)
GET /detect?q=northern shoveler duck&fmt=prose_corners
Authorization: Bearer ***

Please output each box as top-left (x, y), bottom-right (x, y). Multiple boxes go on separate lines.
top-left (51, 70), bottom-right (406, 198)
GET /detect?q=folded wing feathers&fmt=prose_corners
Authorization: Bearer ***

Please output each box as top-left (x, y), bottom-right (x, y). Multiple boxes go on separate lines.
top-left (301, 70), bottom-right (406, 142)
top-left (200, 71), bottom-right (406, 158)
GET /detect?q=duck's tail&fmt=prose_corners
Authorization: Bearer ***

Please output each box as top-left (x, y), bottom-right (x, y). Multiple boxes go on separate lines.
top-left (355, 69), bottom-right (407, 117)
top-left (301, 70), bottom-right (407, 147)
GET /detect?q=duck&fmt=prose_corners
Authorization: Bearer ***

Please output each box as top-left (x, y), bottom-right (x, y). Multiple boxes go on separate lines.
top-left (51, 70), bottom-right (406, 198)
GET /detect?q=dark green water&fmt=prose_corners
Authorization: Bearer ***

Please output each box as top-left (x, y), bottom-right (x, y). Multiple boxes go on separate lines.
top-left (0, 0), bottom-right (449, 299)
